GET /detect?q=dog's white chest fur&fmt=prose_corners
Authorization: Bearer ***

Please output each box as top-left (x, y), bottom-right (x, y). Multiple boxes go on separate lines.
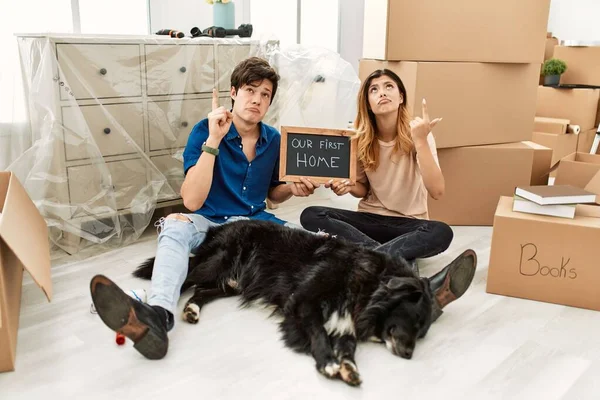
top-left (324, 310), bottom-right (355, 336)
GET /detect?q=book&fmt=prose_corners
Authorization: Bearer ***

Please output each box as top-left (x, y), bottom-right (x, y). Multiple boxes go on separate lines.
top-left (512, 195), bottom-right (576, 219)
top-left (514, 185), bottom-right (597, 205)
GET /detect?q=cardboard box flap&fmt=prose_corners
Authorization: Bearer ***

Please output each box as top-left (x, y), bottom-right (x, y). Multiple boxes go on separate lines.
top-left (584, 170), bottom-right (600, 206)
top-left (534, 116), bottom-right (571, 134)
top-left (522, 140), bottom-right (551, 151)
top-left (497, 196), bottom-right (600, 226)
top-left (0, 172), bottom-right (52, 301)
top-left (575, 203), bottom-right (600, 218)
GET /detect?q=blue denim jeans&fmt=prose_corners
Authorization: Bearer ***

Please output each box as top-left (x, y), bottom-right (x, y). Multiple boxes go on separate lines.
top-left (147, 213), bottom-right (304, 314)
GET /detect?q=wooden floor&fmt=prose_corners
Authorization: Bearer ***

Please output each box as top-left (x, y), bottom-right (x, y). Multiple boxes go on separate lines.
top-left (2, 189), bottom-right (599, 399)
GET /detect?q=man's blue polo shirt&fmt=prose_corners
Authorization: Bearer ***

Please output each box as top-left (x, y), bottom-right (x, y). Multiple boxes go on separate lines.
top-left (182, 118), bottom-right (286, 225)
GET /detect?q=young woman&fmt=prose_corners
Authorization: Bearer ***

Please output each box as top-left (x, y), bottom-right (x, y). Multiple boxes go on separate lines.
top-left (300, 68), bottom-right (476, 317)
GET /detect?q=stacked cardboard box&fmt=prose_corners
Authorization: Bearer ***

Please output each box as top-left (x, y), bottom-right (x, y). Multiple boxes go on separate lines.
top-left (533, 38), bottom-right (600, 160)
top-left (485, 37), bottom-right (600, 311)
top-left (533, 85), bottom-right (600, 166)
top-left (359, 0), bottom-right (552, 225)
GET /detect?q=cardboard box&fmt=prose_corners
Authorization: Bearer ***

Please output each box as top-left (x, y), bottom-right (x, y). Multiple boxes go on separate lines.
top-left (427, 142), bottom-right (551, 226)
top-left (531, 132), bottom-right (578, 175)
top-left (577, 128), bottom-right (597, 154)
top-left (359, 60), bottom-right (539, 149)
top-left (487, 195), bottom-right (600, 312)
top-left (544, 33), bottom-right (559, 61)
top-left (540, 34), bottom-right (560, 85)
top-left (554, 152), bottom-right (600, 189)
top-left (362, 0), bottom-right (551, 63)
top-left (0, 172), bottom-right (52, 373)
top-left (553, 46), bottom-right (600, 86)
top-left (536, 86), bottom-right (600, 131)
top-left (533, 117), bottom-right (571, 135)
top-left (596, 97), bottom-right (600, 129)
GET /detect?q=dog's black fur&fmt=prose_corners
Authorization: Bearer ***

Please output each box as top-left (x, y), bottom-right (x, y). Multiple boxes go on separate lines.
top-left (133, 219), bottom-right (433, 386)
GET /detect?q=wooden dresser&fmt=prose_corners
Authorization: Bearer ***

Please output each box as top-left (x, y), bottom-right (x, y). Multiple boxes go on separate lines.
top-left (15, 34), bottom-right (278, 253)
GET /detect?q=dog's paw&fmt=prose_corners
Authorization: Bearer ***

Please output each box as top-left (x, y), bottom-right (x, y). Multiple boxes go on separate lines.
top-left (183, 303), bottom-right (200, 324)
top-left (339, 359), bottom-right (361, 387)
top-left (318, 360), bottom-right (341, 379)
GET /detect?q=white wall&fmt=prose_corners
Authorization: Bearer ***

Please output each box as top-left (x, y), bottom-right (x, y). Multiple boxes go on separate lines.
top-left (338, 0), bottom-right (364, 73)
top-left (148, 0), bottom-right (248, 37)
top-left (547, 0), bottom-right (600, 41)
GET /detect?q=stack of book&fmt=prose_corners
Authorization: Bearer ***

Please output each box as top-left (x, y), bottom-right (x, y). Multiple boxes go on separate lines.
top-left (512, 184), bottom-right (597, 218)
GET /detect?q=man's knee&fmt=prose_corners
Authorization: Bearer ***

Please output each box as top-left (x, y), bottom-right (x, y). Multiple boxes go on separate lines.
top-left (156, 213), bottom-right (195, 241)
top-left (166, 213), bottom-right (192, 222)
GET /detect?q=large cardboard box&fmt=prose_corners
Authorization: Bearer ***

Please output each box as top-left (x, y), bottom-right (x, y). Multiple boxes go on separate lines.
top-left (531, 132), bottom-right (578, 176)
top-left (359, 60), bottom-right (539, 149)
top-left (0, 172), bottom-right (52, 373)
top-left (536, 86), bottom-right (600, 131)
top-left (553, 46), bottom-right (600, 86)
top-left (362, 0), bottom-right (551, 63)
top-left (427, 142), bottom-right (551, 226)
top-left (487, 196), bottom-right (600, 312)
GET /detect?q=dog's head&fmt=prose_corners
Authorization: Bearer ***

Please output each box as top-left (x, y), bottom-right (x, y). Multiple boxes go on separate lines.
top-left (356, 276), bottom-right (433, 359)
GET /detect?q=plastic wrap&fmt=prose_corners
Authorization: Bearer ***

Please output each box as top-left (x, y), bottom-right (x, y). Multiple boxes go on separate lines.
top-left (8, 33), bottom-right (359, 255)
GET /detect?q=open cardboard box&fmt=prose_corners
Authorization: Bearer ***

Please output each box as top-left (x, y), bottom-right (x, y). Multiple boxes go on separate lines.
top-left (0, 172), bottom-right (52, 373)
top-left (531, 132), bottom-right (578, 177)
top-left (487, 193), bottom-right (600, 311)
top-left (554, 152), bottom-right (600, 189)
top-left (488, 159), bottom-right (600, 311)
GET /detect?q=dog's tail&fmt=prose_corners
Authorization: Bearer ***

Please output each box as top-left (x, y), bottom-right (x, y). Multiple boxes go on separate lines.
top-left (132, 257), bottom-right (155, 280)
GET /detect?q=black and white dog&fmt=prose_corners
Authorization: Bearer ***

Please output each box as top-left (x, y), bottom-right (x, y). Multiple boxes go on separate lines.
top-left (133, 219), bottom-right (433, 386)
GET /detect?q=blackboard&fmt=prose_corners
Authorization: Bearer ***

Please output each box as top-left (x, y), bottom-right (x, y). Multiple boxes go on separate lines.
top-left (279, 126), bottom-right (357, 184)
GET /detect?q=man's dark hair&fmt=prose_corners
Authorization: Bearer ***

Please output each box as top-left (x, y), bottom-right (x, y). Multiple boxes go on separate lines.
top-left (230, 57), bottom-right (280, 107)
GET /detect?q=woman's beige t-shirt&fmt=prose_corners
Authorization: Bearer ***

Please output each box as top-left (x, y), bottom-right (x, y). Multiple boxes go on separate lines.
top-left (356, 133), bottom-right (439, 220)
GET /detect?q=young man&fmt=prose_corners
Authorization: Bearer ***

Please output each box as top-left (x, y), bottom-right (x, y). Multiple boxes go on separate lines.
top-left (89, 57), bottom-right (319, 360)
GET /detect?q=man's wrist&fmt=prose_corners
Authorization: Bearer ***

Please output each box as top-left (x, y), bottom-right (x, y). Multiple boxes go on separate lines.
top-left (205, 136), bottom-right (222, 149)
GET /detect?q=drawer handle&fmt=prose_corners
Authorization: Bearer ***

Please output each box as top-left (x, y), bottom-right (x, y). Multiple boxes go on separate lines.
top-left (181, 121), bottom-right (188, 128)
top-left (180, 66), bottom-right (187, 73)
top-left (103, 128), bottom-right (111, 134)
top-left (99, 68), bottom-right (107, 75)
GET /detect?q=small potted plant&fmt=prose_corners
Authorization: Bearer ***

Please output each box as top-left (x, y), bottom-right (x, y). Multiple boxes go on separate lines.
top-left (542, 58), bottom-right (567, 86)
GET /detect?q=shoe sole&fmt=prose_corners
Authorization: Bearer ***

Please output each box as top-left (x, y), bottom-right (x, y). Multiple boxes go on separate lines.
top-left (435, 249), bottom-right (477, 309)
top-left (90, 275), bottom-right (168, 360)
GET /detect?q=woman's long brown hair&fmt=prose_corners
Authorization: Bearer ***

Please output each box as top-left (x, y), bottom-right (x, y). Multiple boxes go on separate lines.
top-left (354, 69), bottom-right (413, 171)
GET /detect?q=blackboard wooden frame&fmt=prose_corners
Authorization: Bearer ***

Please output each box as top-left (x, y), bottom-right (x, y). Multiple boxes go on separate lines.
top-left (279, 126), bottom-right (357, 184)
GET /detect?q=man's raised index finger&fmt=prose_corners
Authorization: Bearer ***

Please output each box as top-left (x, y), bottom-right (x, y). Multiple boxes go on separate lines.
top-left (212, 88), bottom-right (220, 111)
